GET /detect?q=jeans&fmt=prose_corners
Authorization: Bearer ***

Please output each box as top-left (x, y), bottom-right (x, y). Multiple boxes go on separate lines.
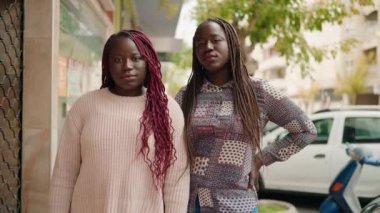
top-left (195, 196), bottom-right (201, 213)
top-left (252, 206), bottom-right (259, 213)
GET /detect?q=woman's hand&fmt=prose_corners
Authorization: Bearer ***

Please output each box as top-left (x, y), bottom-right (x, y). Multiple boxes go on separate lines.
top-left (248, 156), bottom-right (263, 191)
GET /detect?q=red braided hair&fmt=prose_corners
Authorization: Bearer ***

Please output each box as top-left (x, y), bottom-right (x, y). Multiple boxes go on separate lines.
top-left (100, 30), bottom-right (176, 188)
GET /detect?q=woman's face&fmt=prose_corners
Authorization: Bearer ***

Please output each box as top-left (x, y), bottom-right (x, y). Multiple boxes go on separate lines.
top-left (195, 21), bottom-right (230, 79)
top-left (108, 37), bottom-right (147, 96)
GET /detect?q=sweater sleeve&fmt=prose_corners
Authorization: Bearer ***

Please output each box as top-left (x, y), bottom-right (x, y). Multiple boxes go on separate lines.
top-left (163, 99), bottom-right (190, 213)
top-left (259, 80), bottom-right (317, 166)
top-left (49, 112), bottom-right (82, 213)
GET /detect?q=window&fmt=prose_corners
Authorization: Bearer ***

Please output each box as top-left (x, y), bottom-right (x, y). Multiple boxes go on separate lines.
top-left (264, 121), bottom-right (278, 135)
top-left (313, 119), bottom-right (333, 144)
top-left (365, 10), bottom-right (378, 25)
top-left (275, 129), bottom-right (288, 142)
top-left (343, 117), bottom-right (380, 144)
top-left (273, 118), bottom-right (333, 145)
top-left (364, 47), bottom-right (377, 65)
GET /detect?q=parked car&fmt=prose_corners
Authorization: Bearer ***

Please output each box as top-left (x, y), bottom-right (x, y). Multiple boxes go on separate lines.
top-left (260, 106), bottom-right (380, 199)
top-left (263, 121), bottom-right (278, 135)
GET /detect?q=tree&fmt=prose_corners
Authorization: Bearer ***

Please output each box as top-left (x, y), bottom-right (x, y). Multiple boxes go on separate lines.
top-left (335, 53), bottom-right (374, 104)
top-left (162, 64), bottom-right (191, 97)
top-left (192, 0), bottom-right (374, 75)
top-left (162, 47), bottom-right (193, 95)
top-left (169, 46), bottom-right (193, 69)
top-left (298, 81), bottom-right (320, 112)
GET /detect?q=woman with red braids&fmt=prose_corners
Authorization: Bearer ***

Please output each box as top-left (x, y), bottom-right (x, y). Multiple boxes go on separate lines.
top-left (49, 29), bottom-right (190, 213)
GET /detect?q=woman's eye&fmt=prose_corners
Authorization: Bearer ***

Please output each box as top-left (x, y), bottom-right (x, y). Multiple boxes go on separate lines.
top-left (113, 57), bottom-right (122, 63)
top-left (196, 41), bottom-right (206, 47)
top-left (213, 38), bottom-right (222, 42)
top-left (132, 56), bottom-right (142, 62)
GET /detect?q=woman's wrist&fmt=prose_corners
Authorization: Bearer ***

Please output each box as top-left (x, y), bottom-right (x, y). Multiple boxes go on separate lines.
top-left (253, 155), bottom-right (263, 169)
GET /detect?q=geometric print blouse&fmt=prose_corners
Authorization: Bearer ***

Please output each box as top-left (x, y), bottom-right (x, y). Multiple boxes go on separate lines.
top-left (175, 78), bottom-right (317, 213)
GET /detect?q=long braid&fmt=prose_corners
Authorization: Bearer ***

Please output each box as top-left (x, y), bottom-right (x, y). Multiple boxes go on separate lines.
top-left (216, 18), bottom-right (262, 154)
top-left (101, 30), bottom-right (176, 188)
top-left (181, 44), bottom-right (204, 161)
top-left (182, 18), bottom-right (261, 161)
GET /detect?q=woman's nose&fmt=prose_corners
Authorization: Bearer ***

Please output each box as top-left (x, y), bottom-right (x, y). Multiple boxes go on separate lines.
top-left (206, 41), bottom-right (214, 50)
top-left (123, 59), bottom-right (133, 69)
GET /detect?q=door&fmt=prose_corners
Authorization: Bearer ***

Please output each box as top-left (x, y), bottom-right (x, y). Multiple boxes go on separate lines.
top-left (330, 115), bottom-right (380, 198)
top-left (262, 117), bottom-right (334, 194)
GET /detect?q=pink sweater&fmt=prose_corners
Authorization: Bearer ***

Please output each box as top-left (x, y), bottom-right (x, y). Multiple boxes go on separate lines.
top-left (49, 88), bottom-right (190, 213)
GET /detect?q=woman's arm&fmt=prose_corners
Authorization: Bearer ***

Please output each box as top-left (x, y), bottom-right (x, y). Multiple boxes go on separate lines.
top-left (49, 113), bottom-right (81, 213)
top-left (260, 80), bottom-right (317, 166)
top-left (163, 99), bottom-right (190, 213)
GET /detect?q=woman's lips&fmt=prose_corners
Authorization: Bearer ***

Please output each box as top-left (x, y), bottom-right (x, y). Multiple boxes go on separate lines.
top-left (120, 75), bottom-right (137, 81)
top-left (203, 54), bottom-right (217, 63)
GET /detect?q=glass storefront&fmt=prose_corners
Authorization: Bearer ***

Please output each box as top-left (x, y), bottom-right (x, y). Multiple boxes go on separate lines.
top-left (58, 0), bottom-right (113, 136)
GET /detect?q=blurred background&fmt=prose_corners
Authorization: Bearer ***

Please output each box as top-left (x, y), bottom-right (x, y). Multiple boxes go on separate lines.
top-left (1, 0), bottom-right (380, 212)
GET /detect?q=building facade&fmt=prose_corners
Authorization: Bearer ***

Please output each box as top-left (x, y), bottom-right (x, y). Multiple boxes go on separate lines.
top-left (254, 1), bottom-right (380, 113)
top-left (341, 0), bottom-right (380, 105)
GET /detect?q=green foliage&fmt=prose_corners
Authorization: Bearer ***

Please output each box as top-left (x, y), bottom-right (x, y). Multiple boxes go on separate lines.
top-left (340, 38), bottom-right (360, 52)
top-left (60, 4), bottom-right (103, 63)
top-left (192, 0), bottom-right (374, 75)
top-left (118, 0), bottom-right (179, 30)
top-left (168, 46), bottom-right (193, 69)
top-left (162, 66), bottom-right (191, 96)
top-left (60, 4), bottom-right (80, 34)
top-left (258, 202), bottom-right (289, 212)
top-left (159, 0), bottom-right (179, 17)
top-left (123, 0), bottom-right (139, 29)
top-left (335, 53), bottom-right (374, 103)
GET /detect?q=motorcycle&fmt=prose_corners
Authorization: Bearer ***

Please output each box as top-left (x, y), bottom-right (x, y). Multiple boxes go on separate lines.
top-left (320, 146), bottom-right (380, 213)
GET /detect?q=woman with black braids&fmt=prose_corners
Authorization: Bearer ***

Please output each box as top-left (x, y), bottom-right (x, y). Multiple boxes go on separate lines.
top-left (175, 18), bottom-right (316, 212)
top-left (50, 29), bottom-right (189, 213)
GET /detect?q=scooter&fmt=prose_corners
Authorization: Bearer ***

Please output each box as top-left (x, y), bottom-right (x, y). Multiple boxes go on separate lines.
top-left (320, 146), bottom-right (380, 213)
top-left (362, 196), bottom-right (380, 213)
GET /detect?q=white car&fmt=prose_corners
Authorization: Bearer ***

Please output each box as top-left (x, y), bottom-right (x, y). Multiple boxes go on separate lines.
top-left (260, 107), bottom-right (380, 199)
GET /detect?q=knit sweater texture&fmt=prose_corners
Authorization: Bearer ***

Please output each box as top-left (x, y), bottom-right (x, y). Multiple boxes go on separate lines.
top-left (49, 88), bottom-right (190, 213)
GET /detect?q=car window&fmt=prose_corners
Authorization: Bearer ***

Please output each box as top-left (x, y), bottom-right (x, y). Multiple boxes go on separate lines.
top-left (264, 121), bottom-right (279, 135)
top-left (275, 129), bottom-right (288, 141)
top-left (313, 119), bottom-right (333, 144)
top-left (343, 117), bottom-right (380, 144)
top-left (274, 118), bottom-right (333, 145)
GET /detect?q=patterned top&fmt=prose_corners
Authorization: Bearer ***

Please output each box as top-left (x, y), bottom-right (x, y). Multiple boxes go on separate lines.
top-left (175, 78), bottom-right (317, 213)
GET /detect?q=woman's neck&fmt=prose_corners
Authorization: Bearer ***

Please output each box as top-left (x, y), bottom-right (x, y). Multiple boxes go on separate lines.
top-left (206, 70), bottom-right (232, 86)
